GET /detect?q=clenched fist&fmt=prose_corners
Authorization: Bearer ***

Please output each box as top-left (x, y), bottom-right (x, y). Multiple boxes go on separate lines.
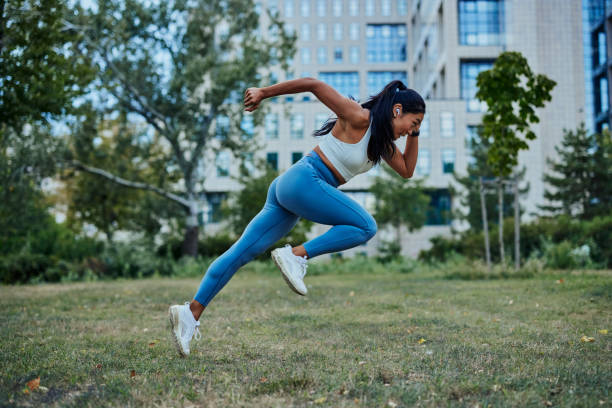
top-left (244, 87), bottom-right (264, 112)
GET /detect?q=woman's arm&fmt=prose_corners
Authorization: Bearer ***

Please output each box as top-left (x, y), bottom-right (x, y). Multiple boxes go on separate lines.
top-left (244, 77), bottom-right (366, 125)
top-left (382, 136), bottom-right (419, 178)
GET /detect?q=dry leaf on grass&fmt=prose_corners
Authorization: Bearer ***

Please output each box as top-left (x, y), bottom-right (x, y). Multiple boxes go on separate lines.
top-left (598, 329), bottom-right (608, 334)
top-left (418, 338), bottom-right (426, 344)
top-left (314, 396), bottom-right (327, 404)
top-left (580, 335), bottom-right (595, 343)
top-left (26, 377), bottom-right (40, 392)
top-left (130, 370), bottom-right (136, 378)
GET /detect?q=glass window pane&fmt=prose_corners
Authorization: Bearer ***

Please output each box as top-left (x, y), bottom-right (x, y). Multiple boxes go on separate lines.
top-left (290, 114), bottom-right (305, 139)
top-left (366, 24), bottom-right (407, 63)
top-left (440, 112), bottom-right (455, 138)
top-left (319, 72), bottom-right (360, 98)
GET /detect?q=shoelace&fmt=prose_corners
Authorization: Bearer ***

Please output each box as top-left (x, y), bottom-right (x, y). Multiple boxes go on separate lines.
top-left (295, 255), bottom-right (308, 279)
top-left (184, 302), bottom-right (202, 341)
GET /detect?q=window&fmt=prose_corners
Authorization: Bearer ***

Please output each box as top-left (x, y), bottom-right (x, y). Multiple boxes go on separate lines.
top-left (265, 113), bottom-right (279, 139)
top-left (425, 189), bottom-right (452, 225)
top-left (349, 0), bottom-right (359, 16)
top-left (458, 0), bottom-right (504, 46)
top-left (440, 112), bottom-right (455, 138)
top-left (284, 0), bottom-right (294, 17)
top-left (367, 71), bottom-right (407, 96)
top-left (350, 23), bottom-right (359, 40)
top-left (350, 46), bottom-right (359, 64)
top-left (290, 114), bottom-right (305, 139)
top-left (317, 23), bottom-right (326, 41)
top-left (381, 0), bottom-right (391, 16)
top-left (215, 115), bottom-right (230, 140)
top-left (315, 113), bottom-right (329, 130)
top-left (366, 24), bottom-right (407, 62)
top-left (319, 72), bottom-right (359, 98)
top-left (365, 0), bottom-right (375, 16)
top-left (419, 114), bottom-right (430, 138)
top-left (334, 23), bottom-right (343, 41)
top-left (600, 77), bottom-right (609, 113)
top-left (333, 0), bottom-right (342, 17)
top-left (206, 192), bottom-right (227, 223)
top-left (460, 60), bottom-right (493, 111)
top-left (216, 151), bottom-right (230, 177)
top-left (301, 23), bottom-right (310, 41)
top-left (266, 152), bottom-right (278, 171)
top-left (397, 0), bottom-right (408, 15)
top-left (597, 31), bottom-right (607, 67)
top-left (441, 149), bottom-right (456, 174)
top-left (416, 149), bottom-right (430, 176)
top-left (301, 48), bottom-right (311, 64)
top-left (241, 115), bottom-right (254, 140)
top-left (317, 47), bottom-right (327, 64)
top-left (301, 0), bottom-right (310, 16)
top-left (317, 0), bottom-right (326, 16)
top-left (292, 152), bottom-right (303, 163)
top-left (334, 47), bottom-right (343, 63)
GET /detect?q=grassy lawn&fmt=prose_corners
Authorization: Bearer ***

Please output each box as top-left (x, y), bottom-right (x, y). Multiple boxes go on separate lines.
top-left (1, 263), bottom-right (610, 407)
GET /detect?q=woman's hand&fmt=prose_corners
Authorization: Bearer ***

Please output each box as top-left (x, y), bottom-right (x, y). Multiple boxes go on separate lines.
top-left (244, 87), bottom-right (264, 112)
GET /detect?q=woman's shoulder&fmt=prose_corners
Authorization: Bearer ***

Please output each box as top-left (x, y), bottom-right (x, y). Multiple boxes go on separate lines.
top-left (338, 108), bottom-right (370, 131)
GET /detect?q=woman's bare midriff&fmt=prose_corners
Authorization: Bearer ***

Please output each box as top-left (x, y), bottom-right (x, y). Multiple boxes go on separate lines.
top-left (309, 146), bottom-right (347, 186)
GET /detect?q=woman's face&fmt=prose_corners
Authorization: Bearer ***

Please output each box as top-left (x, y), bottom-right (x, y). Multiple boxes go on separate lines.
top-left (391, 104), bottom-right (424, 140)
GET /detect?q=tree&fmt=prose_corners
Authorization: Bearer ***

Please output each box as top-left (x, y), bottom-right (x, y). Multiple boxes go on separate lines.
top-left (66, 0), bottom-right (296, 256)
top-left (0, 0), bottom-right (94, 131)
top-left (475, 51), bottom-right (556, 269)
top-left (453, 126), bottom-right (528, 231)
top-left (62, 107), bottom-right (184, 243)
top-left (369, 163), bottom-right (430, 255)
top-left (541, 125), bottom-right (612, 219)
top-left (220, 157), bottom-right (314, 260)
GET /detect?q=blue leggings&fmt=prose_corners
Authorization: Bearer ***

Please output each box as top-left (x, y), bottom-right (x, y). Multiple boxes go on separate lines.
top-left (193, 150), bottom-right (378, 306)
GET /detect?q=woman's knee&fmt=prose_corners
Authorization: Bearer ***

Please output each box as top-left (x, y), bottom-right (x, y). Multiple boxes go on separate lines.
top-left (363, 216), bottom-right (377, 241)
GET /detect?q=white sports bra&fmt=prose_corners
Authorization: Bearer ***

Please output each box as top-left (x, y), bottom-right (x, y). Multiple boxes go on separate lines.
top-left (317, 118), bottom-right (375, 183)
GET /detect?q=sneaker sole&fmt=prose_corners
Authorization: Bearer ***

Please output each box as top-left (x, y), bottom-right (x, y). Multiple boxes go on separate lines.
top-left (168, 306), bottom-right (188, 357)
top-left (271, 249), bottom-right (307, 296)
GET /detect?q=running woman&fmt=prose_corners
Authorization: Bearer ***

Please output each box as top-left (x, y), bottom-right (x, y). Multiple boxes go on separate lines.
top-left (169, 78), bottom-right (425, 356)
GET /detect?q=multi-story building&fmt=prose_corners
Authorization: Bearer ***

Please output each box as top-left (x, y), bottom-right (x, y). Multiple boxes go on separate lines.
top-left (582, 0), bottom-right (611, 133)
top-left (202, 0), bottom-right (588, 259)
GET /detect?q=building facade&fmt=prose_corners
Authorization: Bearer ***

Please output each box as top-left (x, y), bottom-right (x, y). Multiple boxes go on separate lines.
top-left (582, 0), bottom-right (612, 133)
top-left (202, 0), bottom-right (588, 259)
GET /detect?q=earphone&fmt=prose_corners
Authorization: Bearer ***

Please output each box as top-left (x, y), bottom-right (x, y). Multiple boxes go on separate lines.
top-left (395, 108), bottom-right (400, 117)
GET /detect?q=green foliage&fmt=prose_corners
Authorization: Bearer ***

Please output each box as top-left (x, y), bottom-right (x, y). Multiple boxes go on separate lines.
top-left (441, 258), bottom-right (541, 280)
top-left (63, 108), bottom-right (184, 241)
top-left (453, 126), bottom-right (528, 230)
top-left (0, 0), bottom-right (94, 130)
top-left (370, 163), bottom-right (430, 250)
top-left (419, 213), bottom-right (612, 269)
top-left (157, 232), bottom-right (236, 260)
top-left (476, 51), bottom-right (556, 177)
top-left (376, 240), bottom-right (402, 264)
top-left (541, 125), bottom-right (612, 219)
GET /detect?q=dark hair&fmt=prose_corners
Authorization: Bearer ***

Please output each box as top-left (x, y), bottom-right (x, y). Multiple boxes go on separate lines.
top-left (312, 80), bottom-right (426, 165)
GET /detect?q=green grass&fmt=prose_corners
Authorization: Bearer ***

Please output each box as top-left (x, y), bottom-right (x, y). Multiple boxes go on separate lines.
top-left (1, 263), bottom-right (610, 407)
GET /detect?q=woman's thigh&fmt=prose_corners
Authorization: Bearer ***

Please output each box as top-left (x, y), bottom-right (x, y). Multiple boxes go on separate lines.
top-left (275, 163), bottom-right (376, 233)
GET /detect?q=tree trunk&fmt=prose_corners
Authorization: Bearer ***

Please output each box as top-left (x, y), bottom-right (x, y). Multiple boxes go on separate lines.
top-left (498, 180), bottom-right (505, 264)
top-left (514, 178), bottom-right (520, 270)
top-left (181, 200), bottom-right (200, 257)
top-left (479, 177), bottom-right (491, 272)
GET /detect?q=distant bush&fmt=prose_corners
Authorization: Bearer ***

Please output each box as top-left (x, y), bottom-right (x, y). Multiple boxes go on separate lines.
top-left (442, 257), bottom-right (542, 280)
top-left (419, 213), bottom-right (612, 269)
top-left (157, 232), bottom-right (235, 260)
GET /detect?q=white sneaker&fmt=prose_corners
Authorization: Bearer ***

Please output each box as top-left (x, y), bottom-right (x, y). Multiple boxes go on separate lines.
top-left (271, 244), bottom-right (309, 296)
top-left (168, 302), bottom-right (201, 357)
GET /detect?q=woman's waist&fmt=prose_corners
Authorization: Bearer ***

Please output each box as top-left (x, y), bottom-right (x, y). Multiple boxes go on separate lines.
top-left (305, 147), bottom-right (344, 186)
